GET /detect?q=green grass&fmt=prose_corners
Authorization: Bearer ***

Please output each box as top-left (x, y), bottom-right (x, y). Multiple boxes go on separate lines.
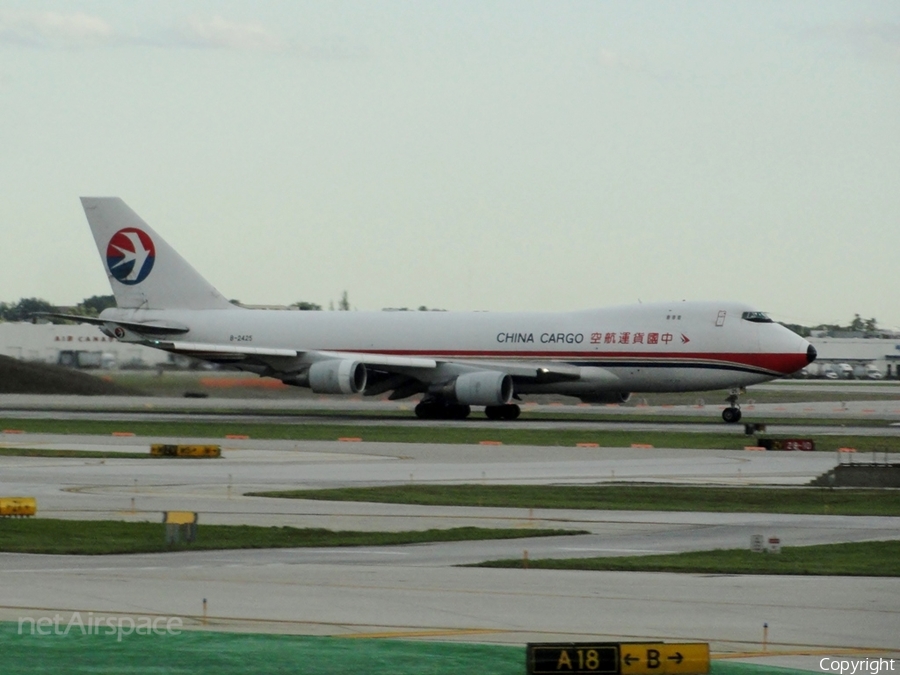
top-left (251, 485), bottom-right (900, 516)
top-left (0, 624), bottom-right (817, 675)
top-left (1, 417), bottom-right (897, 452)
top-left (471, 540), bottom-right (900, 576)
top-left (0, 519), bottom-right (582, 555)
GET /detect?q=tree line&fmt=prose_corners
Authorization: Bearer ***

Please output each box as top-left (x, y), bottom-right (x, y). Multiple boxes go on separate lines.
top-left (781, 314), bottom-right (882, 338)
top-left (0, 296), bottom-right (116, 322)
top-left (0, 291), bottom-right (441, 321)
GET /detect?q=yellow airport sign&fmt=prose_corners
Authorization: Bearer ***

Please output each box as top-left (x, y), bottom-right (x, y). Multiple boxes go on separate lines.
top-left (620, 643), bottom-right (709, 674)
top-left (527, 642), bottom-right (709, 675)
top-left (0, 497), bottom-right (37, 517)
top-left (163, 511), bottom-right (198, 525)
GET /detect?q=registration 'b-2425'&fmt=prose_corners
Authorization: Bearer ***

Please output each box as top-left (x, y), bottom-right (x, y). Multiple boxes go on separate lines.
top-left (48, 198), bottom-right (816, 423)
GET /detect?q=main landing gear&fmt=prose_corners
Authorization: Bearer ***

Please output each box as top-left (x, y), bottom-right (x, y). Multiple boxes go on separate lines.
top-left (484, 404), bottom-right (521, 420)
top-left (414, 400), bottom-right (471, 420)
top-left (722, 388), bottom-right (744, 424)
top-left (413, 399), bottom-right (522, 421)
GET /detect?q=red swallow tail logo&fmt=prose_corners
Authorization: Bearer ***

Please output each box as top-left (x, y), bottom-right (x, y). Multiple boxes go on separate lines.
top-left (106, 228), bottom-right (156, 285)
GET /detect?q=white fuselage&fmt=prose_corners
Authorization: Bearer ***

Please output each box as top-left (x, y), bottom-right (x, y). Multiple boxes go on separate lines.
top-left (103, 300), bottom-right (812, 398)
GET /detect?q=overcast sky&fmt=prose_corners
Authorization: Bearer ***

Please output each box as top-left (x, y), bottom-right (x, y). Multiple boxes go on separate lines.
top-left (1, 1), bottom-right (898, 327)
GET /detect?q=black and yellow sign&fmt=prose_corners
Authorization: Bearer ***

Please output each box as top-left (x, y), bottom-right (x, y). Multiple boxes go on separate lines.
top-left (151, 444), bottom-right (221, 458)
top-left (527, 642), bottom-right (709, 675)
top-left (529, 644), bottom-right (619, 674)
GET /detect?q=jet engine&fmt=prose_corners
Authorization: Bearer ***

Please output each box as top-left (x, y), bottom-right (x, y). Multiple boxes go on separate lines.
top-left (447, 371), bottom-right (514, 406)
top-left (307, 359), bottom-right (367, 394)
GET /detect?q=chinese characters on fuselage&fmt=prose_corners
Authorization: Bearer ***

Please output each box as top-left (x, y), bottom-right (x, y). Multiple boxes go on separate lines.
top-left (496, 331), bottom-right (679, 346)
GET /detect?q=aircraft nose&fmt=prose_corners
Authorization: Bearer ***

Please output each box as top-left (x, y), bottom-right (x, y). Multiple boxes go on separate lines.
top-left (807, 344), bottom-right (817, 364)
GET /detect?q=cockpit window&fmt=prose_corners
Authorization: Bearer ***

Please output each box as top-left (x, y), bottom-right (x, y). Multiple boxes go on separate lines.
top-left (741, 311), bottom-right (773, 323)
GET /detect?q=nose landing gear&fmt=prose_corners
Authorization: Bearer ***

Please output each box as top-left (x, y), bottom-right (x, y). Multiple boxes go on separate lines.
top-left (722, 388), bottom-right (744, 423)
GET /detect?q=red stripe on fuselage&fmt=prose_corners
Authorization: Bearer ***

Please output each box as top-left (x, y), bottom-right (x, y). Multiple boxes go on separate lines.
top-left (329, 350), bottom-right (808, 376)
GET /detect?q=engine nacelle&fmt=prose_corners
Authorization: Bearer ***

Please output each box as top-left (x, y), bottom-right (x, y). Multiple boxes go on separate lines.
top-left (308, 359), bottom-right (367, 395)
top-left (450, 371), bottom-right (514, 406)
top-left (578, 391), bottom-right (631, 404)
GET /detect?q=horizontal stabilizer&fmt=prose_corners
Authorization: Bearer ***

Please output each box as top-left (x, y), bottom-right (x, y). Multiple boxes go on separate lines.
top-left (33, 313), bottom-right (190, 336)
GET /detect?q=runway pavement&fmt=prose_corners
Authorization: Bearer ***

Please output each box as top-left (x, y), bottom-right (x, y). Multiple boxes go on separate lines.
top-left (0, 405), bottom-right (898, 671)
top-left (3, 393), bottom-right (900, 434)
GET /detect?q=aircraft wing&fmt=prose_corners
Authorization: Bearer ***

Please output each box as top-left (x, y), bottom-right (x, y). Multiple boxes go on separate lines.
top-left (35, 313), bottom-right (584, 384)
top-left (150, 341), bottom-right (299, 360)
top-left (146, 341), bottom-right (439, 371)
top-left (447, 359), bottom-right (582, 383)
top-left (316, 352), bottom-right (582, 383)
top-left (147, 341), bottom-right (581, 383)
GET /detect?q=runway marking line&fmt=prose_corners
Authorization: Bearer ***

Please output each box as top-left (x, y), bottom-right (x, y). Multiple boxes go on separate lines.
top-left (338, 437), bottom-right (363, 442)
top-left (479, 440), bottom-right (503, 445)
top-left (631, 444), bottom-right (654, 449)
top-left (576, 443), bottom-right (599, 447)
top-left (561, 548), bottom-right (679, 554)
top-left (714, 648), bottom-right (897, 660)
top-left (111, 432), bottom-right (135, 437)
top-left (2, 430), bottom-right (25, 434)
top-left (226, 434), bottom-right (250, 439)
top-left (744, 446), bottom-right (766, 451)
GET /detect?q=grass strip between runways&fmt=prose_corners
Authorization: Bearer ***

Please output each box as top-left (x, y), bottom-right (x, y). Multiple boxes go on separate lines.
top-left (0, 417), bottom-right (898, 452)
top-left (0, 625), bottom-right (818, 675)
top-left (469, 540), bottom-right (900, 577)
top-left (249, 484), bottom-right (900, 517)
top-left (0, 519), bottom-right (583, 555)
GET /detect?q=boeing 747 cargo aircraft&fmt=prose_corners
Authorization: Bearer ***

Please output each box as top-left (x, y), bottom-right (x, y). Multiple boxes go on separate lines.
top-left (45, 198), bottom-right (816, 422)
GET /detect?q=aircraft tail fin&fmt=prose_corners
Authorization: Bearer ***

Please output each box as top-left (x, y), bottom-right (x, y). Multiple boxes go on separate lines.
top-left (80, 197), bottom-right (233, 310)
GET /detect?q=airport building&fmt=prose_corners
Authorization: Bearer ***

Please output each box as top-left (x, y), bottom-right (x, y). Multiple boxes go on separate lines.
top-left (0, 322), bottom-right (169, 369)
top-left (805, 337), bottom-right (900, 379)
